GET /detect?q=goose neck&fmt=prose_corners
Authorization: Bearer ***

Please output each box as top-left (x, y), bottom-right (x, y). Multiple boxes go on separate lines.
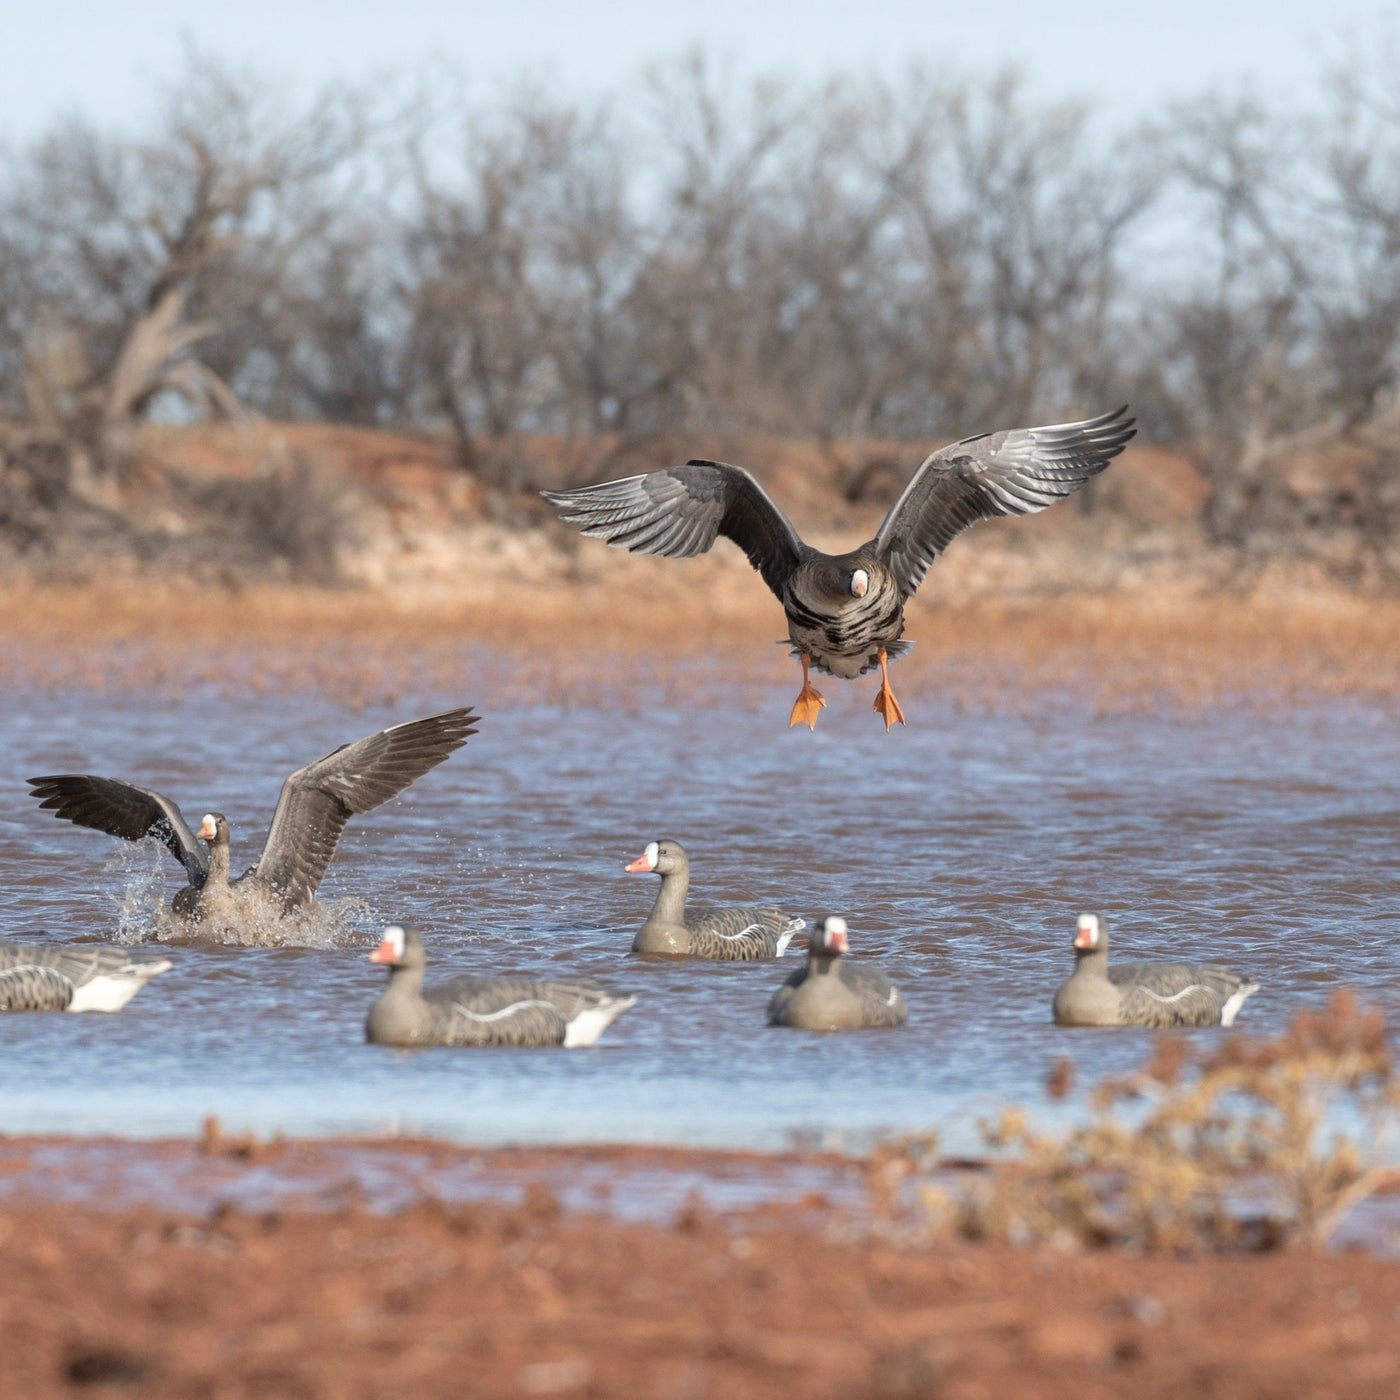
top-left (648, 866), bottom-right (689, 925)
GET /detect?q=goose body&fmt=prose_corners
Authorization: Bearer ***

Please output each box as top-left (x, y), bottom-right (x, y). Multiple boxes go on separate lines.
top-left (0, 943), bottom-right (171, 1012)
top-left (767, 917), bottom-right (907, 1030)
top-left (366, 925), bottom-right (635, 1048)
top-left (29, 708), bottom-right (477, 935)
top-left (625, 840), bottom-right (802, 960)
top-left (543, 407), bottom-right (1134, 728)
top-left (1053, 913), bottom-right (1258, 1029)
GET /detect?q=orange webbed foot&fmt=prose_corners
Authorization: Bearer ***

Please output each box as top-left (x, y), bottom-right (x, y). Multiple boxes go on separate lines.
top-left (789, 653), bottom-right (827, 730)
top-left (789, 682), bottom-right (827, 730)
top-left (872, 648), bottom-right (907, 731)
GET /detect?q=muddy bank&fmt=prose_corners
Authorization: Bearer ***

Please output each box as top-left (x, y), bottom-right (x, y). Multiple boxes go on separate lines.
top-left (1, 1136), bottom-right (1397, 1399)
top-left (1, 580), bottom-right (1398, 716)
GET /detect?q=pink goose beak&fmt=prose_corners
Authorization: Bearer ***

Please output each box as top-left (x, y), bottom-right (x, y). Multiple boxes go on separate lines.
top-left (369, 936), bottom-right (399, 965)
top-left (624, 853), bottom-right (653, 873)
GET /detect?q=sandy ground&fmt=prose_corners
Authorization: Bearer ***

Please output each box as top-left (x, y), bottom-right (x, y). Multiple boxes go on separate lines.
top-left (1, 1136), bottom-right (1397, 1400)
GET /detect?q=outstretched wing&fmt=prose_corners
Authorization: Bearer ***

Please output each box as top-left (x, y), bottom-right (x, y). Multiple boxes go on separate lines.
top-left (252, 707), bottom-right (478, 908)
top-left (873, 406), bottom-right (1136, 597)
top-left (542, 461), bottom-right (805, 599)
top-left (27, 775), bottom-right (208, 885)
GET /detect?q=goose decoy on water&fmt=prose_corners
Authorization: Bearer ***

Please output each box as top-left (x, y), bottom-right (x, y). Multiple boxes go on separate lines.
top-left (542, 407), bottom-right (1134, 730)
top-left (366, 924), bottom-right (636, 1048)
top-left (1052, 912), bottom-right (1259, 1029)
top-left (0, 943), bottom-right (171, 1012)
top-left (28, 708), bottom-right (478, 929)
top-left (766, 916), bottom-right (908, 1030)
top-left (625, 839), bottom-right (803, 960)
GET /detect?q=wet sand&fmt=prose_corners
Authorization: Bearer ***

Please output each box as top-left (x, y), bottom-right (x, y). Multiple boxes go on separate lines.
top-left (1, 1134), bottom-right (1398, 1399)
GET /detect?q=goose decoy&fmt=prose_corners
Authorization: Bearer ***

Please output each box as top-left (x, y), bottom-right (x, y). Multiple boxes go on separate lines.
top-left (366, 924), bottom-right (635, 1047)
top-left (766, 916), bottom-right (907, 1030)
top-left (624, 839), bottom-right (803, 959)
top-left (542, 407), bottom-right (1134, 729)
top-left (0, 943), bottom-right (171, 1012)
top-left (1052, 912), bottom-right (1258, 1028)
top-left (28, 708), bottom-right (478, 930)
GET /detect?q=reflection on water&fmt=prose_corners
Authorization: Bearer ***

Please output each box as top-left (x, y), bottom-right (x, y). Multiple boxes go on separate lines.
top-left (0, 675), bottom-right (1396, 1152)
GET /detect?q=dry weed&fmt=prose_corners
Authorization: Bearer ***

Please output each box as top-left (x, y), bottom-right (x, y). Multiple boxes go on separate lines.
top-left (884, 992), bottom-right (1399, 1253)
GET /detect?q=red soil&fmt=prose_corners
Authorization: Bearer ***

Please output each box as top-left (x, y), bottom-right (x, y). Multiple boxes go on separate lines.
top-left (1, 1137), bottom-right (1397, 1399)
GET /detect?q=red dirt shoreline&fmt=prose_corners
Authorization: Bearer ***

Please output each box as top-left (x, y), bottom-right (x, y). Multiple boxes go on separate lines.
top-left (2, 1134), bottom-right (1399, 1398)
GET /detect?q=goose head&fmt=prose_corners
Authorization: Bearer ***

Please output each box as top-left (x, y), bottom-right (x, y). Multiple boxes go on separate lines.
top-left (369, 923), bottom-right (425, 969)
top-left (196, 813), bottom-right (229, 846)
top-left (811, 915), bottom-right (850, 957)
top-left (1074, 912), bottom-right (1106, 954)
top-left (624, 839), bottom-right (688, 876)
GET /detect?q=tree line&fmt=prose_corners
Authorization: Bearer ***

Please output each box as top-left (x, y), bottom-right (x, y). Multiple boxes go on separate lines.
top-left (2, 46), bottom-right (1399, 570)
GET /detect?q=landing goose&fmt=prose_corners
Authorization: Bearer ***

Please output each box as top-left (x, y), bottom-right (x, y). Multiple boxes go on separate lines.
top-left (625, 839), bottom-right (802, 959)
top-left (543, 407), bottom-right (1133, 729)
top-left (0, 943), bottom-right (171, 1012)
top-left (766, 916), bottom-right (907, 1030)
top-left (1052, 913), bottom-right (1258, 1028)
top-left (366, 924), bottom-right (635, 1048)
top-left (29, 708), bottom-right (477, 930)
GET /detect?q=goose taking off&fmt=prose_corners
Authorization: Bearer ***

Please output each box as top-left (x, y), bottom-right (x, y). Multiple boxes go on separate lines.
top-left (0, 943), bottom-right (171, 1012)
top-left (542, 407), bottom-right (1134, 729)
top-left (29, 708), bottom-right (478, 931)
top-left (625, 839), bottom-right (803, 960)
top-left (1052, 912), bottom-right (1258, 1029)
top-left (766, 916), bottom-right (908, 1030)
top-left (366, 924), bottom-right (636, 1048)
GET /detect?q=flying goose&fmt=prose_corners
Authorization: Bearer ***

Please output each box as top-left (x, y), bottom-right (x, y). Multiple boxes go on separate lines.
top-left (542, 407), bottom-right (1134, 729)
top-left (1052, 912), bottom-right (1258, 1028)
top-left (0, 943), bottom-right (171, 1012)
top-left (766, 916), bottom-right (908, 1030)
top-left (29, 708), bottom-right (478, 929)
top-left (366, 924), bottom-right (636, 1047)
top-left (625, 839), bottom-right (803, 959)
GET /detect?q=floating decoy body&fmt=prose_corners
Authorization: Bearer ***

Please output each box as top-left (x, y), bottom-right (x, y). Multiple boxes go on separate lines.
top-left (543, 408), bottom-right (1135, 729)
top-left (1052, 912), bottom-right (1258, 1028)
top-left (365, 924), bottom-right (635, 1048)
top-left (0, 943), bottom-right (171, 1012)
top-left (29, 709), bottom-right (478, 932)
top-left (766, 916), bottom-right (907, 1030)
top-left (625, 839), bottom-right (802, 960)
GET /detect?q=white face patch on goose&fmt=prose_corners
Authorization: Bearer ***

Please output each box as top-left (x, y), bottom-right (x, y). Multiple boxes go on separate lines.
top-left (383, 925), bottom-right (406, 960)
top-left (1075, 914), bottom-right (1100, 950)
top-left (198, 814), bottom-right (218, 840)
top-left (824, 916), bottom-right (848, 938)
top-left (850, 570), bottom-right (869, 597)
top-left (644, 842), bottom-right (659, 869)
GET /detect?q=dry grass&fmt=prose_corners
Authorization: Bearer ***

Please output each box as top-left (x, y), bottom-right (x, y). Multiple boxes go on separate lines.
top-left (872, 992), bottom-right (1400, 1254)
top-left (1, 574), bottom-right (1399, 712)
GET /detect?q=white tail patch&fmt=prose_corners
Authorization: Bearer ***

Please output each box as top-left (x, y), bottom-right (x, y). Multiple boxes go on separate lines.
top-left (68, 963), bottom-right (170, 1013)
top-left (1220, 982), bottom-right (1259, 1028)
top-left (563, 996), bottom-right (636, 1048)
top-left (775, 919), bottom-right (804, 957)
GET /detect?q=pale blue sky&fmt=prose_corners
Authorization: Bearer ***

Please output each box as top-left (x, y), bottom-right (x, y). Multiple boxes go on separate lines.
top-left (3, 0), bottom-right (1394, 138)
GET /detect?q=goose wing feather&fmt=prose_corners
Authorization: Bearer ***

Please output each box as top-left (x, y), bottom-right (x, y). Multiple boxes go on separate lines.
top-left (542, 461), bottom-right (805, 599)
top-left (424, 975), bottom-right (618, 1047)
top-left (1110, 961), bottom-right (1253, 1027)
top-left (839, 960), bottom-right (909, 1027)
top-left (874, 406), bottom-right (1136, 597)
top-left (0, 962), bottom-right (73, 1010)
top-left (27, 775), bottom-right (208, 885)
top-left (253, 708), bottom-right (478, 908)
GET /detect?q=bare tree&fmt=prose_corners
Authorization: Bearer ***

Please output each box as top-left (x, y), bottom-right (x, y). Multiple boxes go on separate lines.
top-left (1, 51), bottom-right (366, 476)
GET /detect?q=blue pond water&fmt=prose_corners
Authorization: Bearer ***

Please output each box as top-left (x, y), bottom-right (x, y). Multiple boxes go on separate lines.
top-left (0, 675), bottom-right (1396, 1154)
